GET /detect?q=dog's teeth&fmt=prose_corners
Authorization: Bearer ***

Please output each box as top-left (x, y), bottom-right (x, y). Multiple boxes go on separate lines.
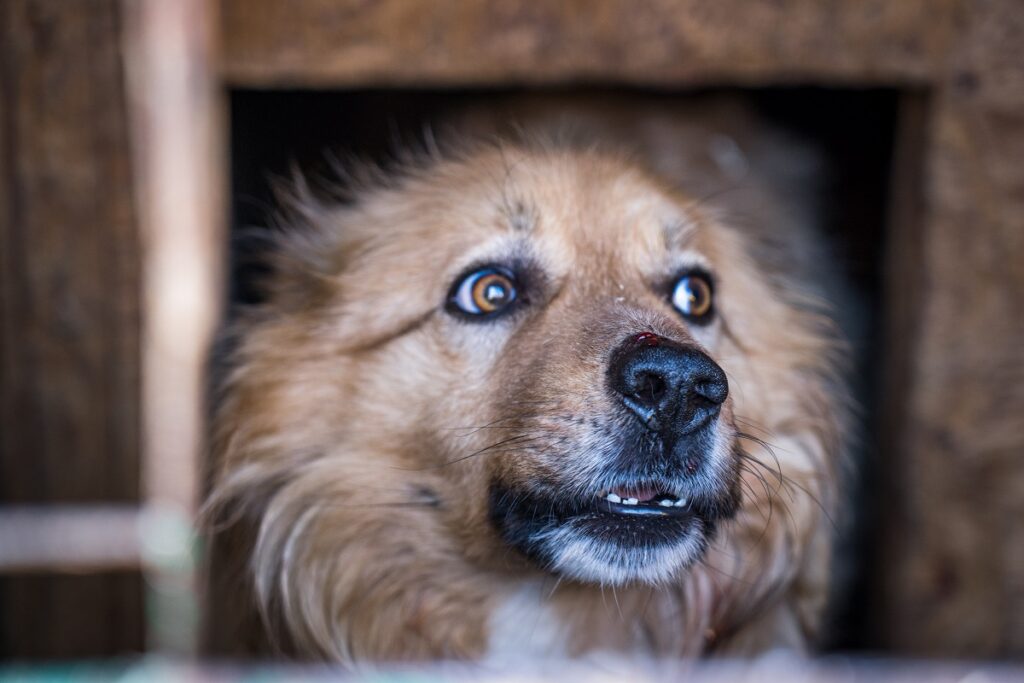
top-left (674, 498), bottom-right (688, 507)
top-left (659, 499), bottom-right (674, 507)
top-left (623, 498), bottom-right (639, 505)
top-left (606, 493), bottom-right (622, 504)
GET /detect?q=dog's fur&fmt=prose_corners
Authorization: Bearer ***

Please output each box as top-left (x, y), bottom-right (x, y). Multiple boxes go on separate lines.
top-left (204, 98), bottom-right (848, 663)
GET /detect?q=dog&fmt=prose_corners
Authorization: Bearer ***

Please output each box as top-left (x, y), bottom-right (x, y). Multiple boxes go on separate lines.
top-left (203, 96), bottom-right (848, 663)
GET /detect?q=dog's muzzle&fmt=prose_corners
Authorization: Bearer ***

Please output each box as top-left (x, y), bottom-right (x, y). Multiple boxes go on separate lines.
top-left (487, 331), bottom-right (740, 584)
top-left (589, 331), bottom-right (734, 518)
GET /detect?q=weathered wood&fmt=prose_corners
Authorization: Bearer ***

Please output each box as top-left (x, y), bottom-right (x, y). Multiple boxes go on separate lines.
top-left (876, 0), bottom-right (1024, 657)
top-left (0, 0), bottom-right (140, 503)
top-left (0, 0), bottom-right (143, 657)
top-left (0, 571), bottom-right (144, 659)
top-left (218, 0), bottom-right (957, 87)
top-left (123, 0), bottom-right (225, 655)
top-left (124, 0), bottom-right (223, 527)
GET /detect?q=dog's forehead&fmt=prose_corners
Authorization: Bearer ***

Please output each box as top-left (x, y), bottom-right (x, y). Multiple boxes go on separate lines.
top-left (335, 147), bottom-right (708, 300)
top-left (472, 148), bottom-right (701, 267)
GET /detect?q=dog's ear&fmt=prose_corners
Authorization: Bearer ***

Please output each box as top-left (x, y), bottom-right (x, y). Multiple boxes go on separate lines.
top-left (260, 170), bottom-right (351, 314)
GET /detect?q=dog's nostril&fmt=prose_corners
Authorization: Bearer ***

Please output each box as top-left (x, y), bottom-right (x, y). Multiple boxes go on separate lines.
top-left (693, 379), bottom-right (728, 406)
top-left (635, 371), bottom-right (667, 405)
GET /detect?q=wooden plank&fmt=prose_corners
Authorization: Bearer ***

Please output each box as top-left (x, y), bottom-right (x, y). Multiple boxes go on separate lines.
top-left (218, 0), bottom-right (957, 87)
top-left (0, 571), bottom-right (144, 659)
top-left (0, 0), bottom-right (140, 503)
top-left (0, 0), bottom-right (144, 659)
top-left (877, 0), bottom-right (1024, 657)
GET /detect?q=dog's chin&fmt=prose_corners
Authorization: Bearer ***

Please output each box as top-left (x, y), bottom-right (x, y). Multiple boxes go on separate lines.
top-left (488, 480), bottom-right (738, 586)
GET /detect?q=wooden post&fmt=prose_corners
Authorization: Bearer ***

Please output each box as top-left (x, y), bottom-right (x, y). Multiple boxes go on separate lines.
top-left (123, 0), bottom-right (225, 656)
top-left (0, 0), bottom-right (144, 658)
top-left (876, 0), bottom-right (1024, 656)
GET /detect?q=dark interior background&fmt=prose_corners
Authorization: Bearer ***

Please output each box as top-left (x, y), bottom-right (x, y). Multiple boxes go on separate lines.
top-left (226, 87), bottom-right (899, 653)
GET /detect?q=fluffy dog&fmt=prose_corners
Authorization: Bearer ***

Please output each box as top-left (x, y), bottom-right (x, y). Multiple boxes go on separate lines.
top-left (204, 98), bottom-right (847, 663)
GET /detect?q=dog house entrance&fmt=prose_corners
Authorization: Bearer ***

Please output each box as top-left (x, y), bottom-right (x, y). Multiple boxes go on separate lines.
top-left (227, 86), bottom-right (902, 653)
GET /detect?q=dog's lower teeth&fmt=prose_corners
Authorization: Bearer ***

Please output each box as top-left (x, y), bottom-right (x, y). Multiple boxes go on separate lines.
top-left (600, 490), bottom-right (687, 509)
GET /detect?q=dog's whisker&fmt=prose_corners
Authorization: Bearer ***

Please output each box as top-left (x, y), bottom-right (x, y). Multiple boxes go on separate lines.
top-left (544, 575), bottom-right (565, 601)
top-left (737, 462), bottom-right (781, 551)
top-left (732, 415), bottom-right (778, 439)
top-left (316, 500), bottom-right (442, 510)
top-left (695, 555), bottom-right (757, 588)
top-left (407, 434), bottom-right (550, 470)
top-left (738, 454), bottom-right (806, 541)
top-left (735, 435), bottom-right (838, 532)
top-left (736, 448), bottom-right (785, 502)
top-left (440, 413), bottom-right (550, 433)
top-left (611, 585), bottom-right (625, 624)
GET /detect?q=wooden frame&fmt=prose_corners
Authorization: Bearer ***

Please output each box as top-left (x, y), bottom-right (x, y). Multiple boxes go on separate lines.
top-left (1, 0), bottom-right (1021, 659)
top-left (216, 1), bottom-right (1024, 655)
top-left (0, 0), bottom-right (222, 656)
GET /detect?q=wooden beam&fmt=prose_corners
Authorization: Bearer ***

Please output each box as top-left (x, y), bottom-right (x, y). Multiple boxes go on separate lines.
top-left (217, 0), bottom-right (956, 87)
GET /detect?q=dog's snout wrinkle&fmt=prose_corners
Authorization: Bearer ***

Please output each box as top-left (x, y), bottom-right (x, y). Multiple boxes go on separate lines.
top-left (609, 334), bottom-right (728, 437)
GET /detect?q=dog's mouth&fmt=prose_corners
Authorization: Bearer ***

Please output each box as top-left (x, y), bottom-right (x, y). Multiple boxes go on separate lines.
top-left (488, 475), bottom-right (736, 585)
top-left (490, 478), bottom-right (731, 541)
top-left (594, 485), bottom-right (691, 517)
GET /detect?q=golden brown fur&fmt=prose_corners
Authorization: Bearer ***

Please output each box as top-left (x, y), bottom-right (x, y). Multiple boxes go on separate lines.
top-left (203, 99), bottom-right (847, 663)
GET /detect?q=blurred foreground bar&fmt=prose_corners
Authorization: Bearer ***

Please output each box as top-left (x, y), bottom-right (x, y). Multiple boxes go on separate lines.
top-left (0, 506), bottom-right (141, 573)
top-left (3, 656), bottom-right (1024, 682)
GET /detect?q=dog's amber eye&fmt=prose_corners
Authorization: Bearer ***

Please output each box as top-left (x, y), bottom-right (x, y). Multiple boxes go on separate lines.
top-left (671, 273), bottom-right (714, 321)
top-left (450, 267), bottom-right (518, 317)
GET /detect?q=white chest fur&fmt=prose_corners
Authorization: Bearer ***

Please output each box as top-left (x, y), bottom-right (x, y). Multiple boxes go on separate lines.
top-left (484, 581), bottom-right (572, 663)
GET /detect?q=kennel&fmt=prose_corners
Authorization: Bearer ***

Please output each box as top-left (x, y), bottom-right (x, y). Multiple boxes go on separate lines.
top-left (1, 0), bottom-right (1023, 664)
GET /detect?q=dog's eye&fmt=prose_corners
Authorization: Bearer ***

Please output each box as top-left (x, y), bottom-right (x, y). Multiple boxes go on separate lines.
top-left (449, 267), bottom-right (518, 317)
top-left (671, 273), bottom-right (714, 322)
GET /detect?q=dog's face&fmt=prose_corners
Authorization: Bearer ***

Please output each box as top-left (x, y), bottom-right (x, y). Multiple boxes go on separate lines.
top-left (211, 141), bottom-right (841, 657)
top-left (424, 157), bottom-right (744, 585)
top-left (272, 147), bottom-right (748, 582)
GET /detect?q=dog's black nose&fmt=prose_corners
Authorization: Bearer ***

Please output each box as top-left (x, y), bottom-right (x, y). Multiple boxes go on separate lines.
top-left (609, 332), bottom-right (728, 435)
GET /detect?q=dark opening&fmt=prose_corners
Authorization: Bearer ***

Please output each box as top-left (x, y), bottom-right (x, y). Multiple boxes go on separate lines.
top-left (227, 86), bottom-right (900, 653)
